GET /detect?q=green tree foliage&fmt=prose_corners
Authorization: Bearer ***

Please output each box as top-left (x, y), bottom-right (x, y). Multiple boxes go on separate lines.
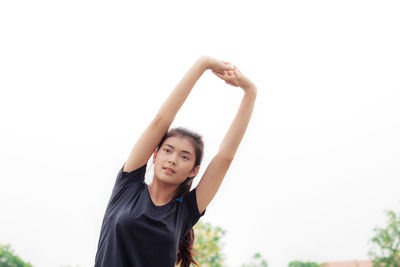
top-left (190, 221), bottom-right (227, 267)
top-left (241, 252), bottom-right (268, 267)
top-left (368, 208), bottom-right (400, 267)
top-left (0, 244), bottom-right (33, 267)
top-left (287, 261), bottom-right (319, 267)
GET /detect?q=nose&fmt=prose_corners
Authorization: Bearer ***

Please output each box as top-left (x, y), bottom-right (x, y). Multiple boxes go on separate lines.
top-left (168, 156), bottom-right (177, 165)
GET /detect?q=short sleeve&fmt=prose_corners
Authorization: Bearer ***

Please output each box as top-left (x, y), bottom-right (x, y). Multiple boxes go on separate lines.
top-left (108, 162), bottom-right (147, 207)
top-left (114, 162), bottom-right (147, 187)
top-left (181, 187), bottom-right (206, 236)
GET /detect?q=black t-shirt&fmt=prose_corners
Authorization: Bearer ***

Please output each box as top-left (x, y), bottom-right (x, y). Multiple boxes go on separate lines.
top-left (94, 162), bottom-right (206, 267)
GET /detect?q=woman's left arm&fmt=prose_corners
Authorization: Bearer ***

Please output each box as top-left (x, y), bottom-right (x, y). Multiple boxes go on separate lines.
top-left (195, 65), bottom-right (257, 214)
top-left (217, 86), bottom-right (257, 160)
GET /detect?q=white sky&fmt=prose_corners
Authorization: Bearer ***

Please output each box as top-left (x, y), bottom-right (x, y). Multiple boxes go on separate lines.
top-left (1, 1), bottom-right (399, 266)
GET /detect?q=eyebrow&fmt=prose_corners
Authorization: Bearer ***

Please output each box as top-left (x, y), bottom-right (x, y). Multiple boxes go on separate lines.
top-left (164, 144), bottom-right (193, 156)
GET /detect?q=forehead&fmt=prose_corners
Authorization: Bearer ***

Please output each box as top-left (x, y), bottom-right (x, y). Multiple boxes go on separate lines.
top-left (162, 136), bottom-right (195, 154)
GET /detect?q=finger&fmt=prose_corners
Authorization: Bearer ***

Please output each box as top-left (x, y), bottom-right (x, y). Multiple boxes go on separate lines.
top-left (223, 71), bottom-right (236, 80)
top-left (221, 60), bottom-right (235, 69)
top-left (234, 68), bottom-right (241, 76)
top-left (222, 60), bottom-right (234, 67)
top-left (212, 69), bottom-right (234, 80)
top-left (226, 81), bottom-right (238, 87)
top-left (214, 70), bottom-right (235, 83)
top-left (212, 70), bottom-right (226, 79)
top-left (212, 69), bottom-right (224, 76)
top-left (212, 70), bottom-right (224, 76)
top-left (224, 71), bottom-right (236, 81)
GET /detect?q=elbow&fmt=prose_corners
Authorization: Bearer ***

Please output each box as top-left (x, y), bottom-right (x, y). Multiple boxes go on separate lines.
top-left (216, 153), bottom-right (234, 165)
top-left (155, 113), bottom-right (173, 127)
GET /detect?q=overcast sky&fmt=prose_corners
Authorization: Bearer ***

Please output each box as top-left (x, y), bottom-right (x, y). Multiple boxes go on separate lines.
top-left (1, 1), bottom-right (399, 267)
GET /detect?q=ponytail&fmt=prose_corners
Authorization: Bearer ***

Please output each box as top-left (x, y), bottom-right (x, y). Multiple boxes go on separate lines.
top-left (174, 177), bottom-right (201, 267)
top-left (176, 228), bottom-right (200, 267)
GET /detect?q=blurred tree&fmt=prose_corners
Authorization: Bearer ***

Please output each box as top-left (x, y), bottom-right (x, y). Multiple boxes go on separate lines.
top-left (287, 261), bottom-right (319, 267)
top-left (241, 252), bottom-right (268, 267)
top-left (189, 221), bottom-right (227, 267)
top-left (368, 208), bottom-right (400, 267)
top-left (0, 244), bottom-right (33, 267)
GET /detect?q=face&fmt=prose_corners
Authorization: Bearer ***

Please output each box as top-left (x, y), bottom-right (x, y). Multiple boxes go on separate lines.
top-left (153, 136), bottom-right (200, 185)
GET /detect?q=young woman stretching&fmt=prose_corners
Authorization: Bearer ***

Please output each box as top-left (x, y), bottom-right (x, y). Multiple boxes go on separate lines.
top-left (94, 55), bottom-right (257, 267)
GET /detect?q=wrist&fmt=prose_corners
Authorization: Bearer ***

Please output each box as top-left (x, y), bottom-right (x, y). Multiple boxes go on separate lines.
top-left (243, 84), bottom-right (257, 95)
top-left (198, 55), bottom-right (211, 70)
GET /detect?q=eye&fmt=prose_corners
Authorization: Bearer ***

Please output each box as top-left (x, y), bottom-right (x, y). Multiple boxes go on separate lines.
top-left (163, 148), bottom-right (170, 153)
top-left (181, 155), bottom-right (189, 160)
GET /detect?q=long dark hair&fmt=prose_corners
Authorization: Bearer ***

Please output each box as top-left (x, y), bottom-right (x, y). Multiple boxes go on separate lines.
top-left (155, 127), bottom-right (204, 267)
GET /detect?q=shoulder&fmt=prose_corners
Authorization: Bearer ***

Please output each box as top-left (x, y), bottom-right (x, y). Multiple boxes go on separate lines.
top-left (116, 162), bottom-right (147, 185)
top-left (180, 187), bottom-right (206, 237)
top-left (182, 187), bottom-right (206, 217)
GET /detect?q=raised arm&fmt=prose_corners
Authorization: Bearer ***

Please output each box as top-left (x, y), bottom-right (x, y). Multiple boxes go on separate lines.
top-left (123, 56), bottom-right (235, 173)
top-left (196, 64), bottom-right (257, 214)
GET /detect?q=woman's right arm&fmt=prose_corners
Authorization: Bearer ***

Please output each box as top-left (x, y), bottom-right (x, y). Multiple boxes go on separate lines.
top-left (123, 56), bottom-right (221, 172)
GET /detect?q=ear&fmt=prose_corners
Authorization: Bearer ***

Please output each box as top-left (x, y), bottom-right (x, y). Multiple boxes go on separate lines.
top-left (153, 149), bottom-right (157, 163)
top-left (189, 165), bottom-right (200, 178)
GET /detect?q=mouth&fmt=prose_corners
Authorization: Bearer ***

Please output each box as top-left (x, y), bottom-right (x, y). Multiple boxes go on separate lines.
top-left (163, 167), bottom-right (175, 174)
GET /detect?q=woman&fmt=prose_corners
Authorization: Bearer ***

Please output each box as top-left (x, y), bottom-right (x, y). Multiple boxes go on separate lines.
top-left (94, 55), bottom-right (257, 267)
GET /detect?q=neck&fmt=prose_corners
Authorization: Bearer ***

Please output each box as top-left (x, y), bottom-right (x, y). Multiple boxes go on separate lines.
top-left (148, 176), bottom-right (178, 206)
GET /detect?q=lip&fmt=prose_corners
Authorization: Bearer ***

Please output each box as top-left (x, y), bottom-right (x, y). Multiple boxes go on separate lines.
top-left (163, 167), bottom-right (175, 174)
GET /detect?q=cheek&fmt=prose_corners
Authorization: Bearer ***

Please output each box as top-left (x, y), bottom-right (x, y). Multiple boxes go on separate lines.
top-left (183, 162), bottom-right (195, 173)
top-left (153, 158), bottom-right (163, 172)
top-left (155, 153), bottom-right (166, 163)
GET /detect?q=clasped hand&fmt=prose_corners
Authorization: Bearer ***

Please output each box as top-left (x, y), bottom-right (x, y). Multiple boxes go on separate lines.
top-left (202, 56), bottom-right (255, 90)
